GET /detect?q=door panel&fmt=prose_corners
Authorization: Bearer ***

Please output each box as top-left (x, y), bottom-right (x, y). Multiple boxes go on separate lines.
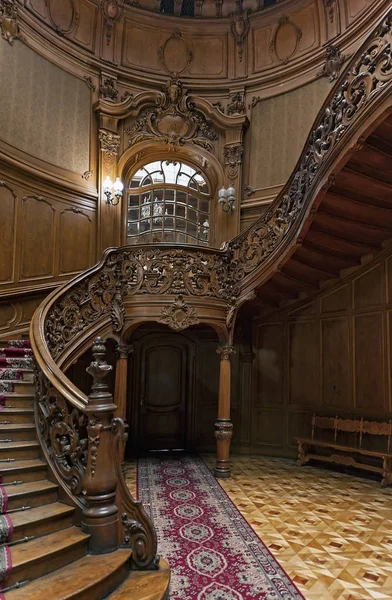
top-left (140, 340), bottom-right (188, 451)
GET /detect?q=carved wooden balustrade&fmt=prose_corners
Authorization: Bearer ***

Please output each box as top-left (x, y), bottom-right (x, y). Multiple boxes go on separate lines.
top-left (30, 7), bottom-right (392, 560)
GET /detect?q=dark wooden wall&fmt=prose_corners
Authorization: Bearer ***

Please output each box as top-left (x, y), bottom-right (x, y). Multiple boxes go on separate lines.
top-left (251, 243), bottom-right (392, 458)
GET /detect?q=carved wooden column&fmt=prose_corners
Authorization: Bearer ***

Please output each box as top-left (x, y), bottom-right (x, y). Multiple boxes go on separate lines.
top-left (214, 345), bottom-right (235, 479)
top-left (114, 343), bottom-right (133, 421)
top-left (83, 337), bottom-right (119, 554)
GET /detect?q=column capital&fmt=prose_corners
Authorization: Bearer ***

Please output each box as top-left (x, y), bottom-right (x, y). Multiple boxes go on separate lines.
top-left (115, 343), bottom-right (133, 359)
top-left (216, 345), bottom-right (235, 360)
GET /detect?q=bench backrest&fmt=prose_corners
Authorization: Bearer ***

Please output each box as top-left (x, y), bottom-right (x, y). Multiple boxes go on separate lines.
top-left (311, 414), bottom-right (392, 451)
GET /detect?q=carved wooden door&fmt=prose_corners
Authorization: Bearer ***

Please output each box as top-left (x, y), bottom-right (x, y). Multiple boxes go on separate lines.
top-left (138, 336), bottom-right (189, 451)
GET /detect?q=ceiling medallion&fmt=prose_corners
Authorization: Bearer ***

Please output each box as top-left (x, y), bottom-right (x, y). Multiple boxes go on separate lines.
top-left (158, 30), bottom-right (194, 76)
top-left (159, 295), bottom-right (199, 332)
top-left (230, 0), bottom-right (251, 63)
top-left (101, 0), bottom-right (124, 45)
top-left (125, 77), bottom-right (218, 152)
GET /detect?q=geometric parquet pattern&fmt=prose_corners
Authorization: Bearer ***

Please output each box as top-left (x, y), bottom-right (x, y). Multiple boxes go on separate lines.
top-left (125, 455), bottom-right (392, 600)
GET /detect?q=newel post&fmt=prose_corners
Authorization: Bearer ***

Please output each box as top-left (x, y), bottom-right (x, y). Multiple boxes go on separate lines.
top-left (214, 345), bottom-right (235, 479)
top-left (83, 337), bottom-right (119, 554)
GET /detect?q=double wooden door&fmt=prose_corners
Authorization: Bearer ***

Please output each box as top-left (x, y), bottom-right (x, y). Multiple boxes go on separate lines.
top-left (130, 333), bottom-right (194, 452)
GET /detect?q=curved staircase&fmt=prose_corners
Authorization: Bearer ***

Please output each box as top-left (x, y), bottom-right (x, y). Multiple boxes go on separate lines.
top-left (0, 340), bottom-right (169, 599)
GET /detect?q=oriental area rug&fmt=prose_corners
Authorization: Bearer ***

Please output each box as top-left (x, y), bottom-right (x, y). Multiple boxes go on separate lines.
top-left (137, 456), bottom-right (305, 600)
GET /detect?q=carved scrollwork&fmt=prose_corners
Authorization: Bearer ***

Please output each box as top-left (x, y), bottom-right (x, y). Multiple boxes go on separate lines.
top-left (125, 77), bottom-right (218, 152)
top-left (159, 295), bottom-right (199, 331)
top-left (0, 0), bottom-right (22, 45)
top-left (224, 144), bottom-right (244, 181)
top-left (99, 130), bottom-right (121, 170)
top-left (122, 513), bottom-right (160, 570)
top-left (35, 368), bottom-right (87, 497)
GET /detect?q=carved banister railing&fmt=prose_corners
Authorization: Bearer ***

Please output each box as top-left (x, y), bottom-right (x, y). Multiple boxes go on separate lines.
top-left (30, 5), bottom-right (392, 565)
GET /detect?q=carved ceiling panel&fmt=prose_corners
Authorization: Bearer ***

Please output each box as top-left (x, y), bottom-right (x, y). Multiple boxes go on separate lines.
top-left (45, 0), bottom-right (79, 36)
top-left (158, 30), bottom-right (193, 75)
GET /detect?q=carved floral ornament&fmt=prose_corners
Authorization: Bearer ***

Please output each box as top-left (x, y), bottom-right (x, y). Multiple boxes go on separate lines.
top-left (99, 130), bottom-right (121, 170)
top-left (0, 0), bottom-right (22, 45)
top-left (125, 78), bottom-right (218, 152)
top-left (101, 0), bottom-right (124, 45)
top-left (318, 44), bottom-right (350, 82)
top-left (159, 295), bottom-right (199, 331)
top-left (224, 144), bottom-right (244, 181)
top-left (230, 0), bottom-right (250, 63)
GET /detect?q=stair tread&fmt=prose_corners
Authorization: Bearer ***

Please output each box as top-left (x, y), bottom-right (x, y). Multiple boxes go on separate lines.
top-left (0, 440), bottom-right (39, 449)
top-left (11, 502), bottom-right (74, 528)
top-left (6, 548), bottom-right (131, 599)
top-left (0, 458), bottom-right (46, 472)
top-left (0, 423), bottom-right (35, 430)
top-left (0, 408), bottom-right (33, 413)
top-left (107, 558), bottom-right (170, 600)
top-left (0, 394), bottom-right (34, 398)
top-left (6, 480), bottom-right (57, 498)
top-left (11, 527), bottom-right (89, 569)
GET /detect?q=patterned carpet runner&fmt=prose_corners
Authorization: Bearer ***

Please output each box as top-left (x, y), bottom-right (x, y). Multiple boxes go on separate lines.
top-left (138, 456), bottom-right (305, 600)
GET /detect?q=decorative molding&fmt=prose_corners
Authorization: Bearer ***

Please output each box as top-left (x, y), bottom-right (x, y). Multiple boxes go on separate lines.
top-left (0, 0), bottom-right (22, 45)
top-left (248, 96), bottom-right (261, 109)
top-left (324, 0), bottom-right (336, 24)
top-left (45, 0), bottom-right (79, 36)
top-left (224, 144), bottom-right (244, 181)
top-left (115, 343), bottom-right (133, 359)
top-left (230, 0), bottom-right (251, 63)
top-left (227, 92), bottom-right (245, 116)
top-left (318, 44), bottom-right (349, 82)
top-left (244, 184), bottom-right (254, 197)
top-left (87, 417), bottom-right (102, 478)
top-left (214, 419), bottom-right (233, 441)
top-left (122, 513), bottom-right (160, 570)
top-left (216, 346), bottom-right (235, 361)
top-left (269, 16), bottom-right (302, 64)
top-left (101, 0), bottom-right (124, 45)
top-left (125, 78), bottom-right (218, 152)
top-left (82, 170), bottom-right (94, 181)
top-left (159, 295), bottom-right (199, 331)
top-left (158, 30), bottom-right (193, 75)
top-left (100, 76), bottom-right (118, 102)
top-left (84, 77), bottom-right (96, 92)
top-left (121, 91), bottom-right (134, 102)
top-left (99, 130), bottom-right (121, 168)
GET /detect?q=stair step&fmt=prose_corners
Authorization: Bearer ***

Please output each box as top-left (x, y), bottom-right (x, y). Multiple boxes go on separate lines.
top-left (6, 480), bottom-right (58, 510)
top-left (0, 381), bottom-right (34, 394)
top-left (0, 440), bottom-right (40, 460)
top-left (0, 409), bottom-right (34, 424)
top-left (0, 459), bottom-right (46, 483)
top-left (106, 558), bottom-right (170, 600)
top-left (0, 369), bottom-right (33, 381)
top-left (0, 423), bottom-right (36, 441)
top-left (7, 527), bottom-right (89, 587)
top-left (6, 548), bottom-right (131, 600)
top-left (10, 502), bottom-right (75, 541)
top-left (0, 396), bottom-right (34, 409)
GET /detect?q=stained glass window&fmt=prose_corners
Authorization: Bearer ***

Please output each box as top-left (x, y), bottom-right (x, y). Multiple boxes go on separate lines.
top-left (127, 160), bottom-right (210, 246)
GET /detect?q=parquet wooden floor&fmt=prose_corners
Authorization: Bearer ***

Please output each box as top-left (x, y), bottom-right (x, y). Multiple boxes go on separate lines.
top-left (124, 454), bottom-right (392, 600)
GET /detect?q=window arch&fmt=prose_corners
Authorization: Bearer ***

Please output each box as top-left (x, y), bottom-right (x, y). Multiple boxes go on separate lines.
top-left (126, 159), bottom-right (211, 246)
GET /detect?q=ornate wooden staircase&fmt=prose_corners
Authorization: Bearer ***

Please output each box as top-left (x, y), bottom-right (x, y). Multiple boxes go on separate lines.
top-left (0, 340), bottom-right (169, 599)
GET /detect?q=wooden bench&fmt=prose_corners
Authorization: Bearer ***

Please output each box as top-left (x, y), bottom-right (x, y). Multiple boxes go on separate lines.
top-left (296, 414), bottom-right (392, 487)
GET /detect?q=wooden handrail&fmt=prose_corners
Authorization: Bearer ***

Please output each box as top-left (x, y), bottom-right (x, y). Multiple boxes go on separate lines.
top-left (29, 6), bottom-right (392, 561)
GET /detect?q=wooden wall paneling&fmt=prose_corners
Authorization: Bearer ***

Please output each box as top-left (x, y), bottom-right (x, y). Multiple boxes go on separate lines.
top-left (251, 406), bottom-right (286, 450)
top-left (19, 195), bottom-right (56, 282)
top-left (0, 293), bottom-right (49, 338)
top-left (352, 263), bottom-right (385, 310)
top-left (321, 317), bottom-right (350, 410)
top-left (287, 409), bottom-right (313, 452)
top-left (237, 348), bottom-right (254, 450)
top-left (288, 320), bottom-right (320, 408)
top-left (73, 0), bottom-right (98, 51)
top-left (353, 312), bottom-right (386, 414)
top-left (320, 284), bottom-right (349, 314)
top-left (194, 339), bottom-right (219, 450)
top-left (0, 181), bottom-right (17, 285)
top-left (58, 207), bottom-right (95, 276)
top-left (255, 322), bottom-right (283, 406)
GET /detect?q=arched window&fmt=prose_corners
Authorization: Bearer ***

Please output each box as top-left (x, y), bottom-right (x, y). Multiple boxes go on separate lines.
top-left (127, 160), bottom-right (211, 246)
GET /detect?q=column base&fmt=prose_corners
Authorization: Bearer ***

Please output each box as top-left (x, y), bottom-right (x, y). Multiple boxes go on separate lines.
top-left (214, 464), bottom-right (231, 478)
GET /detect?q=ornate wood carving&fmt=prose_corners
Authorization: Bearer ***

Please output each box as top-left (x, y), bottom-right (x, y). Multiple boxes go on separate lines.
top-left (318, 44), bottom-right (349, 82)
top-left (99, 130), bottom-right (121, 169)
top-left (324, 0), bottom-right (336, 24)
top-left (158, 30), bottom-right (193, 75)
top-left (45, 0), bottom-right (79, 36)
top-left (84, 77), bottom-right (96, 92)
top-left (227, 92), bottom-right (245, 116)
top-left (101, 0), bottom-right (124, 45)
top-left (269, 16), bottom-right (302, 64)
top-left (159, 295), bottom-right (199, 331)
top-left (100, 76), bottom-right (118, 101)
top-left (224, 144), bottom-right (243, 181)
top-left (82, 170), bottom-right (94, 180)
top-left (125, 78), bottom-right (218, 152)
top-left (0, 0), bottom-right (22, 45)
top-left (230, 0), bottom-right (251, 63)
top-left (214, 419), bottom-right (233, 441)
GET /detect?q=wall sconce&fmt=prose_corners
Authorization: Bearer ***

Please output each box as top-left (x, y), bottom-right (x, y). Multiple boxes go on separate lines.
top-left (218, 186), bottom-right (235, 214)
top-left (103, 176), bottom-right (124, 206)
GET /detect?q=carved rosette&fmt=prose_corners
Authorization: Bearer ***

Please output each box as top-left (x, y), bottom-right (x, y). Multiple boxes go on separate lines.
top-left (125, 77), bottom-right (218, 152)
top-left (0, 0), bottom-right (22, 45)
top-left (99, 130), bottom-right (121, 170)
top-left (159, 295), bottom-right (199, 331)
top-left (318, 45), bottom-right (349, 82)
top-left (224, 144), bottom-right (244, 181)
top-left (214, 420), bottom-right (233, 441)
top-left (101, 0), bottom-right (124, 45)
